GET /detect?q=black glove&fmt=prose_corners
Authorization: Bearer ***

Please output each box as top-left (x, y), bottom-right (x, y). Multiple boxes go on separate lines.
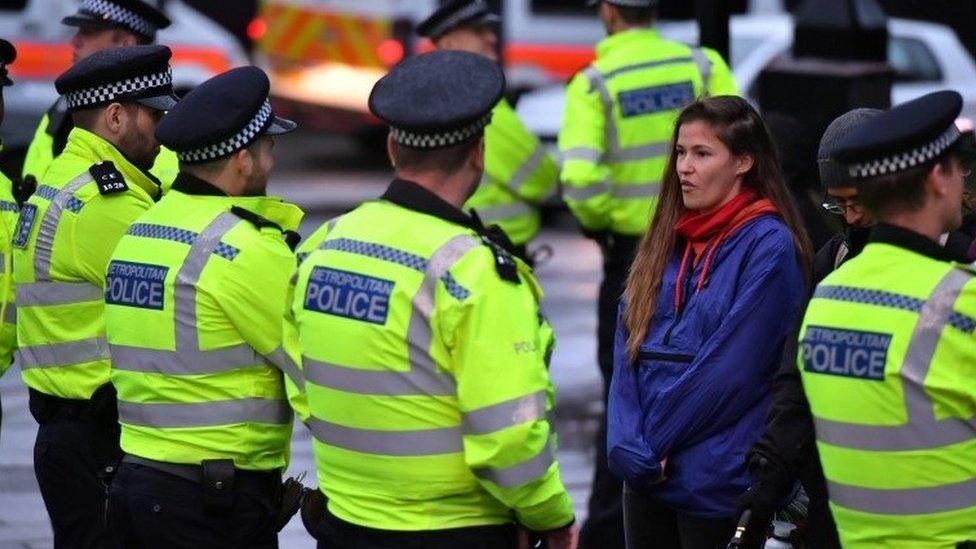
top-left (735, 454), bottom-right (795, 546)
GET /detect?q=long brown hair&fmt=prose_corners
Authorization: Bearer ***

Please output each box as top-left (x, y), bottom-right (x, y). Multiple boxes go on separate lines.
top-left (622, 96), bottom-right (813, 363)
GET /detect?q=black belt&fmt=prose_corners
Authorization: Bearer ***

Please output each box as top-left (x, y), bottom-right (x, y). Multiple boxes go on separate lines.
top-left (122, 455), bottom-right (281, 496)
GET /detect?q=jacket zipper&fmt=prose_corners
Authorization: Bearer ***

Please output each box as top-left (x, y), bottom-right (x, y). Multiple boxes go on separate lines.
top-left (663, 250), bottom-right (698, 345)
top-left (637, 351), bottom-right (694, 363)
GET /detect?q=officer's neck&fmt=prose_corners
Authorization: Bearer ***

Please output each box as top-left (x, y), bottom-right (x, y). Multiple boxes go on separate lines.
top-left (182, 165), bottom-right (254, 197)
top-left (880, 207), bottom-right (949, 244)
top-left (394, 169), bottom-right (475, 210)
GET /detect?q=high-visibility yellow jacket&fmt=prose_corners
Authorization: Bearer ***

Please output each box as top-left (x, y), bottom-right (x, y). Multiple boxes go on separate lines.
top-left (799, 225), bottom-right (976, 548)
top-left (465, 99), bottom-right (558, 246)
top-left (105, 173), bottom-right (306, 470)
top-left (0, 162), bottom-right (18, 374)
top-left (23, 108), bottom-right (179, 193)
top-left (293, 179), bottom-right (574, 532)
top-left (558, 28), bottom-right (738, 236)
top-left (15, 127), bottom-right (160, 400)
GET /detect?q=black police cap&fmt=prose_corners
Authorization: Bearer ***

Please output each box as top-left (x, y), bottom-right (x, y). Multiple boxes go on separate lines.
top-left (417, 0), bottom-right (500, 40)
top-left (156, 66), bottom-right (296, 164)
top-left (55, 45), bottom-right (177, 112)
top-left (63, 0), bottom-right (171, 40)
top-left (0, 38), bottom-right (15, 87)
top-left (369, 50), bottom-right (504, 150)
top-left (833, 90), bottom-right (976, 180)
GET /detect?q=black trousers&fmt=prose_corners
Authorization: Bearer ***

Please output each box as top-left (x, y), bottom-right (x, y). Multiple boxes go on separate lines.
top-left (580, 233), bottom-right (638, 549)
top-left (33, 416), bottom-right (114, 549)
top-left (623, 484), bottom-right (736, 549)
top-left (108, 462), bottom-right (279, 548)
top-left (311, 508), bottom-right (518, 549)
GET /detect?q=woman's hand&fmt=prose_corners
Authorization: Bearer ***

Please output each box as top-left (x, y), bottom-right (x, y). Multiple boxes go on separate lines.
top-left (652, 457), bottom-right (669, 485)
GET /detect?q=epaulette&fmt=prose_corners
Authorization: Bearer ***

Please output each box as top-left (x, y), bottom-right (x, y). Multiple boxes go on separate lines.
top-left (230, 205), bottom-right (301, 251)
top-left (89, 161), bottom-right (128, 195)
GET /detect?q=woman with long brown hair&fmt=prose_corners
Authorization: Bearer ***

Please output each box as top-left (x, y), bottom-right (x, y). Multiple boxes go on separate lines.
top-left (606, 96), bottom-right (811, 548)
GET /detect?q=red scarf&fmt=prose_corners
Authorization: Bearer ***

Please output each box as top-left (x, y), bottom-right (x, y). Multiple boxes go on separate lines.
top-left (672, 189), bottom-right (779, 311)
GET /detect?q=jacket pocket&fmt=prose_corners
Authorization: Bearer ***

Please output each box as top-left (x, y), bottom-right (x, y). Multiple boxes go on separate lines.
top-left (637, 351), bottom-right (694, 364)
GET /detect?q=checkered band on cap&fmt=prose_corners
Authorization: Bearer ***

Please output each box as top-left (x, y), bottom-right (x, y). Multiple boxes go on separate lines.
top-left (848, 125), bottom-right (961, 179)
top-left (391, 112), bottom-right (492, 149)
top-left (176, 100), bottom-right (273, 163)
top-left (427, 1), bottom-right (491, 38)
top-left (64, 68), bottom-right (172, 109)
top-left (79, 0), bottom-right (156, 37)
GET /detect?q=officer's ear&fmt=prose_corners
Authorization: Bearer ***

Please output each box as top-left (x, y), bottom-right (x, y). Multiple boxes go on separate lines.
top-left (103, 102), bottom-right (126, 134)
top-left (234, 147), bottom-right (255, 176)
top-left (386, 132), bottom-right (397, 169)
top-left (469, 136), bottom-right (485, 173)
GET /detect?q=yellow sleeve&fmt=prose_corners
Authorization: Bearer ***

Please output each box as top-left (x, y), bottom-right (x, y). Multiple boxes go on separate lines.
top-left (703, 47), bottom-right (739, 97)
top-left (558, 71), bottom-right (613, 232)
top-left (442, 249), bottom-right (574, 531)
top-left (219, 233), bottom-right (307, 420)
top-left (484, 100), bottom-right (558, 204)
top-left (21, 114), bottom-right (55, 182)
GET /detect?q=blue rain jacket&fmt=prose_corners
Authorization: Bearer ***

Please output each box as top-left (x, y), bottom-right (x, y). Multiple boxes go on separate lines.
top-left (607, 215), bottom-right (805, 518)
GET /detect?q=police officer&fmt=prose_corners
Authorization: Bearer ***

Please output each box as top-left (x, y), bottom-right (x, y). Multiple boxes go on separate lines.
top-left (798, 90), bottom-right (976, 548)
top-left (21, 0), bottom-right (176, 191)
top-left (417, 0), bottom-right (558, 261)
top-left (0, 39), bottom-right (20, 433)
top-left (558, 2), bottom-right (738, 545)
top-left (294, 50), bottom-right (576, 549)
top-left (104, 66), bottom-right (306, 548)
top-left (13, 45), bottom-right (177, 548)
top-left (740, 108), bottom-right (883, 549)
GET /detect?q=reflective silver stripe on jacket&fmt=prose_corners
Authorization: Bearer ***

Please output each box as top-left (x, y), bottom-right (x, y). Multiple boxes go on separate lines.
top-left (813, 269), bottom-right (976, 514)
top-left (472, 442), bottom-right (556, 488)
top-left (473, 201), bottom-right (535, 225)
top-left (462, 391), bottom-right (547, 435)
top-left (563, 181), bottom-right (610, 202)
top-left (18, 338), bottom-right (111, 369)
top-left (507, 144), bottom-right (548, 195)
top-left (17, 281), bottom-right (102, 307)
top-left (305, 235), bottom-right (479, 397)
top-left (33, 173), bottom-right (91, 282)
top-left (309, 417), bottom-right (463, 456)
top-left (119, 398), bottom-right (292, 428)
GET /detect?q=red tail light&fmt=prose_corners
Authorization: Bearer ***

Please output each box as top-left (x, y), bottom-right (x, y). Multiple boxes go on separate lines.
top-left (247, 17), bottom-right (268, 42)
top-left (377, 39), bottom-right (405, 67)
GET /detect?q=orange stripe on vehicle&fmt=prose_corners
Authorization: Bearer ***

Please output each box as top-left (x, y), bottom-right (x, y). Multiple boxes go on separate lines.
top-left (286, 15), bottom-right (324, 59)
top-left (505, 43), bottom-right (596, 80)
top-left (170, 47), bottom-right (232, 75)
top-left (324, 13), bottom-right (359, 65)
top-left (8, 42), bottom-right (72, 79)
top-left (265, 5), bottom-right (301, 54)
top-left (339, 15), bottom-right (375, 66)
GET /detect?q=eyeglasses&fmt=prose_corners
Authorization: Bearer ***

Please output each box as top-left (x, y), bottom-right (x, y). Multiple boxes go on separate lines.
top-left (822, 197), bottom-right (862, 216)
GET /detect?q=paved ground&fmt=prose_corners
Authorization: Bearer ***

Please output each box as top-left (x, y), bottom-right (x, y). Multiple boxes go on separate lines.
top-left (0, 131), bottom-right (607, 548)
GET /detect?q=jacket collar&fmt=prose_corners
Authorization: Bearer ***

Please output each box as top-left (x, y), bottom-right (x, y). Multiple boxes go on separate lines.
top-left (170, 172), bottom-right (227, 196)
top-left (870, 223), bottom-right (955, 263)
top-left (597, 27), bottom-right (659, 59)
top-left (381, 179), bottom-right (477, 230)
top-left (62, 127), bottom-right (160, 197)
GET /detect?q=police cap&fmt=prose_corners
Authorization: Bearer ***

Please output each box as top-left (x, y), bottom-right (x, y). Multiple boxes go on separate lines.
top-left (834, 90), bottom-right (976, 180)
top-left (156, 66), bottom-right (297, 164)
top-left (369, 50), bottom-right (503, 150)
top-left (586, 0), bottom-right (659, 8)
top-left (0, 39), bottom-right (15, 87)
top-left (55, 45), bottom-right (177, 112)
top-left (818, 108), bottom-right (883, 189)
top-left (417, 0), bottom-right (500, 40)
top-left (62, 0), bottom-right (170, 40)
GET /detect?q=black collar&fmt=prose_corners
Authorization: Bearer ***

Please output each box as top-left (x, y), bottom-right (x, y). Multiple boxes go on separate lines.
top-left (380, 179), bottom-right (476, 229)
top-left (870, 223), bottom-right (955, 262)
top-left (171, 172), bottom-right (228, 197)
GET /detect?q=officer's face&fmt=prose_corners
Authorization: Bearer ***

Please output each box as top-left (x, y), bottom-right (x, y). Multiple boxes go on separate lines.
top-left (436, 25), bottom-right (499, 62)
top-left (71, 26), bottom-right (137, 64)
top-left (675, 120), bottom-right (753, 213)
top-left (117, 104), bottom-right (162, 171)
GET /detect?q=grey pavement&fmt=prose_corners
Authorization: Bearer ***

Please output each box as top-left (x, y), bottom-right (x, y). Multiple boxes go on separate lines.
top-left (0, 170), bottom-right (606, 548)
